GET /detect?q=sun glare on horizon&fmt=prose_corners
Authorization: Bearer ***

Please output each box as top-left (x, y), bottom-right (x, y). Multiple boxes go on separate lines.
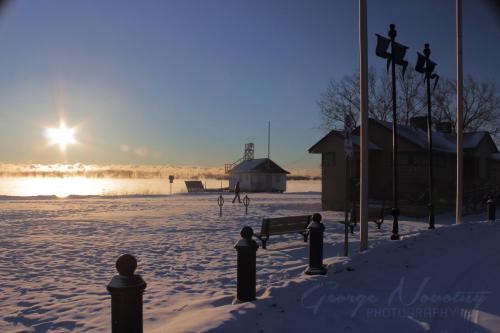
top-left (45, 122), bottom-right (77, 151)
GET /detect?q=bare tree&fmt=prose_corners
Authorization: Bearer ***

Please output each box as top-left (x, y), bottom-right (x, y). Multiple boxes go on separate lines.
top-left (430, 76), bottom-right (500, 138)
top-left (318, 71), bottom-right (360, 131)
top-left (430, 77), bottom-right (455, 125)
top-left (319, 70), bottom-right (500, 140)
top-left (462, 76), bottom-right (500, 137)
top-left (397, 68), bottom-right (425, 126)
top-left (318, 68), bottom-right (393, 131)
top-left (371, 70), bottom-right (393, 121)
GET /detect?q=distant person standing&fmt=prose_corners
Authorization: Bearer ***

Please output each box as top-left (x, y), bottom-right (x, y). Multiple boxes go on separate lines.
top-left (232, 181), bottom-right (241, 203)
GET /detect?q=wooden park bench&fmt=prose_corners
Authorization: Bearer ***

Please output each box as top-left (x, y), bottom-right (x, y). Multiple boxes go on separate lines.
top-left (185, 180), bottom-right (205, 193)
top-left (254, 215), bottom-right (312, 249)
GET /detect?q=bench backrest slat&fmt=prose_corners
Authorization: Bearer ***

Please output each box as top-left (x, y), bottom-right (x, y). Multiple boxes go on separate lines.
top-left (260, 215), bottom-right (311, 236)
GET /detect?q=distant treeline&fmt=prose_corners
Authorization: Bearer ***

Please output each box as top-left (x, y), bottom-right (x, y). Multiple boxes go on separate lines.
top-left (287, 175), bottom-right (321, 181)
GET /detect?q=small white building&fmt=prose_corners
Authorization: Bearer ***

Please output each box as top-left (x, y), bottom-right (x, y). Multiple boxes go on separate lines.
top-left (228, 158), bottom-right (289, 192)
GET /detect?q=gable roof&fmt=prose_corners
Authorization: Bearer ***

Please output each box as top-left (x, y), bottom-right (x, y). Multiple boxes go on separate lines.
top-left (490, 152), bottom-right (500, 162)
top-left (370, 119), bottom-right (498, 154)
top-left (308, 130), bottom-right (382, 154)
top-left (229, 158), bottom-right (290, 174)
top-left (462, 132), bottom-right (498, 152)
top-left (309, 120), bottom-right (498, 156)
top-left (371, 119), bottom-right (456, 153)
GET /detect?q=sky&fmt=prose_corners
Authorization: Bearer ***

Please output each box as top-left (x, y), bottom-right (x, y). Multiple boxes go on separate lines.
top-left (0, 0), bottom-right (498, 168)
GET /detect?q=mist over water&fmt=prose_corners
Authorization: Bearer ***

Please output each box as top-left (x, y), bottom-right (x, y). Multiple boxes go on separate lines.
top-left (0, 178), bottom-right (320, 197)
top-left (0, 163), bottom-right (320, 179)
top-left (0, 164), bottom-right (320, 197)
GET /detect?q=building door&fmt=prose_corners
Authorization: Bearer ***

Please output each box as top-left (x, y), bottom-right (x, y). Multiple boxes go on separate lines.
top-left (266, 174), bottom-right (272, 191)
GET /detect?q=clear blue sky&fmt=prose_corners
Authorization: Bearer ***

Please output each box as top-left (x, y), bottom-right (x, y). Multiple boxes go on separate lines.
top-left (0, 0), bottom-right (498, 167)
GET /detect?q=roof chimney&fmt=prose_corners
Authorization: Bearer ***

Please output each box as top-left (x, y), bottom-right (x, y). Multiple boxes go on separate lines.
top-left (436, 122), bottom-right (452, 134)
top-left (409, 116), bottom-right (427, 131)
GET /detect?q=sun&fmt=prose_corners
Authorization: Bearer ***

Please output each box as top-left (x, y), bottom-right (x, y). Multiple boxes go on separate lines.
top-left (45, 122), bottom-right (77, 151)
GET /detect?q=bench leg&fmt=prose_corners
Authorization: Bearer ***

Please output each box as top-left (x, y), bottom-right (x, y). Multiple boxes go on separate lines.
top-left (349, 224), bottom-right (355, 234)
top-left (260, 236), bottom-right (268, 249)
top-left (255, 235), bottom-right (268, 249)
top-left (377, 214), bottom-right (384, 229)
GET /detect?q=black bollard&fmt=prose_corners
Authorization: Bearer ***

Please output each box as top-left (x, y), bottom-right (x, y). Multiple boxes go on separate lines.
top-left (305, 213), bottom-right (327, 275)
top-left (234, 226), bottom-right (259, 302)
top-left (107, 254), bottom-right (147, 333)
top-left (488, 199), bottom-right (496, 222)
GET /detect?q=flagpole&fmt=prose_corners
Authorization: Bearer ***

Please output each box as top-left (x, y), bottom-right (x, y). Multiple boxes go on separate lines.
top-left (389, 24), bottom-right (400, 240)
top-left (456, 0), bottom-right (463, 224)
top-left (359, 0), bottom-right (368, 251)
top-left (268, 121), bottom-right (271, 159)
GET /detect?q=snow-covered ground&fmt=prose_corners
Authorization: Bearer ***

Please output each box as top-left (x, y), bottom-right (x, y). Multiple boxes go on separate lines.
top-left (0, 192), bottom-right (498, 332)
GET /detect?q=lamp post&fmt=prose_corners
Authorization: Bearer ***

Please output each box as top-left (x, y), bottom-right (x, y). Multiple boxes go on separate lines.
top-left (415, 44), bottom-right (439, 229)
top-left (359, 0), bottom-right (369, 252)
top-left (217, 194), bottom-right (224, 217)
top-left (375, 24), bottom-right (409, 240)
top-left (243, 194), bottom-right (250, 215)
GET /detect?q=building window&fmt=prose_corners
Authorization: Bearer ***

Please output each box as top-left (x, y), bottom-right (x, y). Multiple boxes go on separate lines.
top-left (464, 156), bottom-right (478, 179)
top-left (322, 152), bottom-right (336, 167)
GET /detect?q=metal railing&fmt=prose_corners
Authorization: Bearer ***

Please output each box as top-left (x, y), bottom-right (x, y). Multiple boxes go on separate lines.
top-left (224, 157), bottom-right (244, 174)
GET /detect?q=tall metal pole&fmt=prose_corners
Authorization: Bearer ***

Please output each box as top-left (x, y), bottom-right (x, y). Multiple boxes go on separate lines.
top-left (424, 44), bottom-right (435, 229)
top-left (267, 121), bottom-right (270, 159)
top-left (389, 24), bottom-right (400, 240)
top-left (456, 0), bottom-right (464, 224)
top-left (359, 0), bottom-right (369, 251)
top-left (344, 154), bottom-right (350, 256)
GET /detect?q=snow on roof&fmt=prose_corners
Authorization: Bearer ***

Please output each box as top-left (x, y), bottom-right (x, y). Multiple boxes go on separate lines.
top-left (372, 119), bottom-right (497, 153)
top-left (490, 153), bottom-right (500, 161)
top-left (347, 133), bottom-right (382, 150)
top-left (462, 132), bottom-right (488, 149)
top-left (308, 130), bottom-right (381, 153)
top-left (372, 119), bottom-right (456, 153)
top-left (309, 120), bottom-right (497, 155)
top-left (230, 158), bottom-right (290, 174)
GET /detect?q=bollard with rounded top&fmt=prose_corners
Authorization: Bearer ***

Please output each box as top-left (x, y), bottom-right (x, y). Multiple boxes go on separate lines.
top-left (305, 213), bottom-right (327, 275)
top-left (234, 226), bottom-right (259, 302)
top-left (243, 195), bottom-right (250, 215)
top-left (487, 199), bottom-right (496, 222)
top-left (107, 254), bottom-right (147, 333)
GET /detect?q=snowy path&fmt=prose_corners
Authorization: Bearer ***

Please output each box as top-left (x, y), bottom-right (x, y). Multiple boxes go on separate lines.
top-left (1, 193), bottom-right (498, 332)
top-left (195, 215), bottom-right (500, 333)
top-left (429, 232), bottom-right (500, 333)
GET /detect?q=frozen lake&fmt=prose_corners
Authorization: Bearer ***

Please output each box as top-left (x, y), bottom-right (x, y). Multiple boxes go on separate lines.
top-left (0, 177), bottom-right (320, 197)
